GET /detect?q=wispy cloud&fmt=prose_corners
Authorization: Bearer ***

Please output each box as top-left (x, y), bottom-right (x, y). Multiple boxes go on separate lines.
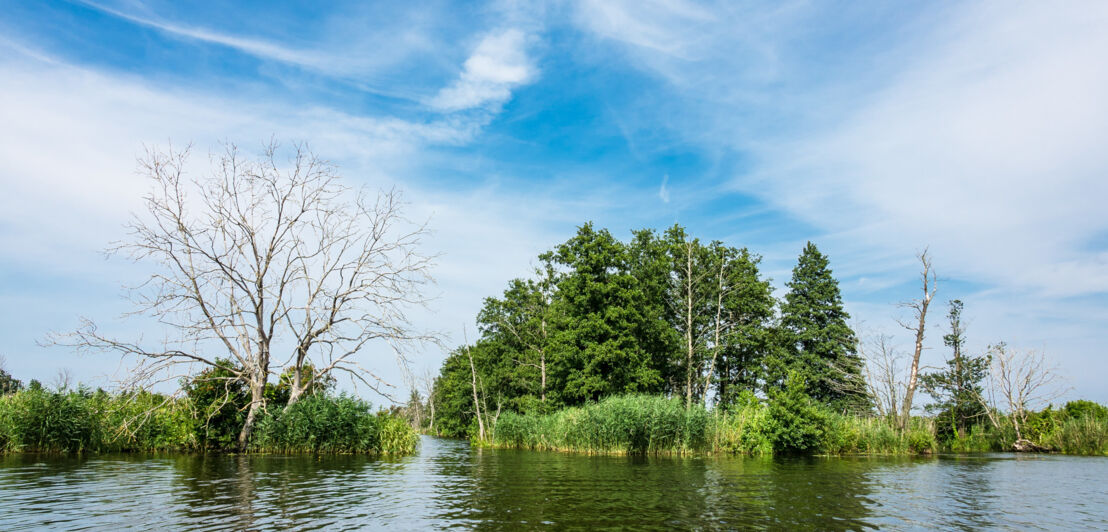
top-left (78, 0), bottom-right (329, 68)
top-left (659, 174), bottom-right (670, 203)
top-left (429, 28), bottom-right (536, 111)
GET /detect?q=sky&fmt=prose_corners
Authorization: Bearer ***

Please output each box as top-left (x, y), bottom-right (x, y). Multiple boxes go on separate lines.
top-left (1, 0), bottom-right (1106, 404)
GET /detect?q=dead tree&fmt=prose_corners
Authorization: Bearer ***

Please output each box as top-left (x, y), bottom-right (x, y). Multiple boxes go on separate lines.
top-left (861, 333), bottom-right (906, 424)
top-left (898, 249), bottom-right (936, 430)
top-left (979, 343), bottom-right (1066, 449)
top-left (58, 141), bottom-right (435, 449)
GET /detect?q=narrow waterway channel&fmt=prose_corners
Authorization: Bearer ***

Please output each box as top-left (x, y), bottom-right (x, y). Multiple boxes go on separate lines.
top-left (1, 435), bottom-right (1105, 530)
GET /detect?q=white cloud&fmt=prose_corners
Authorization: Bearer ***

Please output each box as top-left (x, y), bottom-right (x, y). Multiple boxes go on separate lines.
top-left (429, 28), bottom-right (536, 111)
top-left (659, 174), bottom-right (671, 203)
top-left (741, 1), bottom-right (1108, 298)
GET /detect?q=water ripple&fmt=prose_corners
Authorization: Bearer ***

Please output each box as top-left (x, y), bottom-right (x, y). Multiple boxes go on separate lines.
top-left (1, 440), bottom-right (1106, 530)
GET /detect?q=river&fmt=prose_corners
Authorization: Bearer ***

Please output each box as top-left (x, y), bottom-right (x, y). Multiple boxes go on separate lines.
top-left (1, 436), bottom-right (1105, 530)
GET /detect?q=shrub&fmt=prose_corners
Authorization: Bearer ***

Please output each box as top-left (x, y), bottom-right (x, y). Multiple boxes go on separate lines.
top-left (763, 373), bottom-right (829, 454)
top-left (251, 394), bottom-right (417, 454)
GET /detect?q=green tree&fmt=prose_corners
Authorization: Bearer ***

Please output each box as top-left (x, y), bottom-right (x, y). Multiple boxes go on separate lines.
top-left (542, 223), bottom-right (668, 403)
top-left (778, 242), bottom-right (866, 412)
top-left (711, 244), bottom-right (776, 408)
top-left (0, 367), bottom-right (22, 395)
top-left (920, 300), bottom-right (991, 440)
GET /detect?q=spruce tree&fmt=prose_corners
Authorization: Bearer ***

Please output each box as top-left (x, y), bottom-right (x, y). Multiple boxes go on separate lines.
top-left (778, 242), bottom-right (866, 412)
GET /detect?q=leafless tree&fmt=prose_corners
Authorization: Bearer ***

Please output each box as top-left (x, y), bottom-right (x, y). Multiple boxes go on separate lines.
top-left (419, 366), bottom-right (437, 434)
top-left (52, 368), bottom-right (73, 392)
top-left (860, 333), bottom-right (906, 424)
top-left (978, 343), bottom-right (1067, 448)
top-left (898, 249), bottom-right (936, 430)
top-left (55, 141), bottom-right (436, 449)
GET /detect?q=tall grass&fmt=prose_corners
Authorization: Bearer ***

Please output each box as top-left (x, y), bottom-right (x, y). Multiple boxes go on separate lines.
top-left (0, 387), bottom-right (195, 453)
top-left (492, 395), bottom-right (710, 454)
top-left (0, 388), bottom-right (417, 455)
top-left (486, 394), bottom-right (1108, 456)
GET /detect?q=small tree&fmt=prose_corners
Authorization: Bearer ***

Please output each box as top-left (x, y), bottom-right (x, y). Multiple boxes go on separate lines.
top-left (860, 333), bottom-right (905, 424)
top-left (920, 300), bottom-right (990, 439)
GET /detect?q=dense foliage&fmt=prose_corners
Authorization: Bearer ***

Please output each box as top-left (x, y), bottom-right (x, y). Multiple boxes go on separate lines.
top-left (433, 224), bottom-right (852, 439)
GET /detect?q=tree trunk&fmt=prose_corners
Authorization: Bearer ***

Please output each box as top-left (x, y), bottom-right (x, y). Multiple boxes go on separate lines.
top-left (899, 251), bottom-right (934, 431)
top-left (685, 246), bottom-right (695, 409)
top-left (467, 346), bottom-right (485, 441)
top-left (238, 379), bottom-right (266, 451)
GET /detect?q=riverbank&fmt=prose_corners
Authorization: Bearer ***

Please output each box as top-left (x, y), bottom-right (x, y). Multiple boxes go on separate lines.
top-left (485, 394), bottom-right (1108, 456)
top-left (0, 388), bottom-right (417, 455)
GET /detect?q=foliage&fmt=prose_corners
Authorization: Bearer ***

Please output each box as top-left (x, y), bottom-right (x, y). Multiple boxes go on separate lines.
top-left (181, 359), bottom-right (250, 449)
top-left (486, 393), bottom-right (1108, 456)
top-left (0, 387), bottom-right (195, 453)
top-left (491, 395), bottom-right (710, 454)
top-left (434, 222), bottom-right (778, 435)
top-left (0, 367), bottom-right (22, 395)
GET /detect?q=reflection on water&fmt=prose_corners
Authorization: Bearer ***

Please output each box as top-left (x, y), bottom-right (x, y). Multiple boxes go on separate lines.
top-left (1, 437), bottom-right (1106, 530)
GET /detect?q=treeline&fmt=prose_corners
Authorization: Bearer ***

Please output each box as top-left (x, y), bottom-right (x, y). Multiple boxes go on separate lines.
top-left (432, 223), bottom-right (866, 439)
top-left (425, 223), bottom-right (1108, 455)
top-left (0, 367), bottom-right (417, 455)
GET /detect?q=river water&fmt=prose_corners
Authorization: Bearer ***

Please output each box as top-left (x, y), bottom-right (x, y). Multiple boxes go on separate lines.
top-left (1, 436), bottom-right (1105, 530)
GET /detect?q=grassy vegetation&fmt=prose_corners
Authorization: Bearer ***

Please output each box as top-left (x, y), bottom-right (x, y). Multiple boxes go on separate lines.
top-left (0, 386), bottom-right (417, 455)
top-left (487, 393), bottom-right (1108, 456)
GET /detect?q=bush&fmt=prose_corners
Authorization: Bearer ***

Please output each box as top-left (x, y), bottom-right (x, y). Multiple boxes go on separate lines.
top-left (251, 394), bottom-right (417, 454)
top-left (763, 373), bottom-right (829, 454)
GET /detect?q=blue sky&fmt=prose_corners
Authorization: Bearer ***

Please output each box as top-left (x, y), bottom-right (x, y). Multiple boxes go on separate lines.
top-left (1, 0), bottom-right (1106, 404)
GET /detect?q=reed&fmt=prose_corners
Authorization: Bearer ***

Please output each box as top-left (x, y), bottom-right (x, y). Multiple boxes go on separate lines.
top-left (492, 395), bottom-right (711, 454)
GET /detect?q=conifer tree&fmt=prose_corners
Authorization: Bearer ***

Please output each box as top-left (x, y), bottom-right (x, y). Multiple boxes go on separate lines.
top-left (778, 242), bottom-right (866, 411)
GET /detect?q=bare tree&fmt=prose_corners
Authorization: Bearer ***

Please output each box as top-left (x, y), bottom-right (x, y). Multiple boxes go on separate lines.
top-left (465, 342), bottom-right (486, 442)
top-left (860, 333), bottom-right (906, 424)
top-left (420, 366), bottom-right (437, 435)
top-left (57, 141), bottom-right (435, 449)
top-left (898, 249), bottom-right (936, 430)
top-left (52, 368), bottom-right (74, 392)
top-left (978, 343), bottom-right (1067, 449)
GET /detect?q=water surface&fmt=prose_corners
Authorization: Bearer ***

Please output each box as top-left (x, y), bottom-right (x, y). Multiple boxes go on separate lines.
top-left (1, 436), bottom-right (1105, 530)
